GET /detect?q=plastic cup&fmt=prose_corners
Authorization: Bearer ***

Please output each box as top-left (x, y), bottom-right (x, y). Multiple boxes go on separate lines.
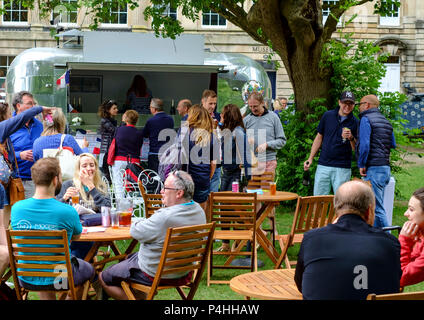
top-left (119, 211), bottom-right (132, 227)
top-left (71, 195), bottom-right (80, 205)
top-left (269, 182), bottom-right (277, 195)
top-left (101, 206), bottom-right (111, 227)
top-left (110, 209), bottom-right (119, 229)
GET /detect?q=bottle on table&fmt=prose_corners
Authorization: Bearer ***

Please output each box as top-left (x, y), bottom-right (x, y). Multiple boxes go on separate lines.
top-left (239, 170), bottom-right (248, 193)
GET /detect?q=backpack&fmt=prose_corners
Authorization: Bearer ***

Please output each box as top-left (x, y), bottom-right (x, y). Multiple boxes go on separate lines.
top-left (158, 130), bottom-right (188, 182)
top-left (124, 160), bottom-right (144, 193)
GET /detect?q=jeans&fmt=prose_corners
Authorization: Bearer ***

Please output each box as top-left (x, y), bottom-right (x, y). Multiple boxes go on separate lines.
top-left (313, 165), bottom-right (351, 196)
top-left (210, 166), bottom-right (221, 193)
top-left (220, 168), bottom-right (241, 192)
top-left (147, 154), bottom-right (159, 173)
top-left (363, 165), bottom-right (391, 228)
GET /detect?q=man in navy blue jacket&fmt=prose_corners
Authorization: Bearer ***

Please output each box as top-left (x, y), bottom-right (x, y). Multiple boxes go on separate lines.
top-left (294, 180), bottom-right (401, 300)
top-left (357, 94), bottom-right (395, 228)
top-left (10, 91), bottom-right (43, 199)
top-left (304, 91), bottom-right (359, 195)
top-left (142, 98), bottom-right (174, 173)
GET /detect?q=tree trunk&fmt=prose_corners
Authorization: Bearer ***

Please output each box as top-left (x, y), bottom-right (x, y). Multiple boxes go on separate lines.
top-left (288, 49), bottom-right (332, 114)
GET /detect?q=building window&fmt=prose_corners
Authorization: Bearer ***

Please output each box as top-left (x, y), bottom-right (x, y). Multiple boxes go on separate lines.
top-left (322, 0), bottom-right (339, 25)
top-left (2, 0), bottom-right (28, 23)
top-left (102, 2), bottom-right (127, 25)
top-left (379, 56), bottom-right (400, 93)
top-left (380, 2), bottom-right (400, 26)
top-left (52, 0), bottom-right (78, 25)
top-left (202, 10), bottom-right (226, 27)
top-left (0, 55), bottom-right (15, 99)
top-left (161, 4), bottom-right (177, 20)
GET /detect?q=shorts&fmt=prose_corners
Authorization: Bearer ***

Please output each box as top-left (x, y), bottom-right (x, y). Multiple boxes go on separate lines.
top-left (101, 252), bottom-right (191, 287)
top-left (18, 256), bottom-right (94, 290)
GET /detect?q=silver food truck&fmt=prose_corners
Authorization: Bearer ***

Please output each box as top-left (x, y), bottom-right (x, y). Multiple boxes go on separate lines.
top-left (6, 30), bottom-right (271, 132)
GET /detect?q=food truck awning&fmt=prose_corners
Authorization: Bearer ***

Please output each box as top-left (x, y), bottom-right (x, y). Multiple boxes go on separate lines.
top-left (64, 62), bottom-right (225, 73)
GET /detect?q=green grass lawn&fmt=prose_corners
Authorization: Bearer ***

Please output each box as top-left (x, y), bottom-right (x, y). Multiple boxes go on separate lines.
top-left (24, 161), bottom-right (424, 300)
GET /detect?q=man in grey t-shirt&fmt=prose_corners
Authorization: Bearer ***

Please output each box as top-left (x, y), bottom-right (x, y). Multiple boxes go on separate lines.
top-left (99, 171), bottom-right (205, 300)
top-left (243, 92), bottom-right (286, 176)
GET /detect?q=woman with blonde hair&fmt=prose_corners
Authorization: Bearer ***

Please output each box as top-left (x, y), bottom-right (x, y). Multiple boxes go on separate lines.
top-left (56, 153), bottom-right (111, 259)
top-left (57, 153), bottom-right (110, 210)
top-left (32, 107), bottom-right (89, 161)
top-left (182, 104), bottom-right (219, 210)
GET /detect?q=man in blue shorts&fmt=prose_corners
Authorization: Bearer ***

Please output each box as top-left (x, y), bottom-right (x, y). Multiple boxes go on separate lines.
top-left (304, 91), bottom-right (359, 195)
top-left (11, 157), bottom-right (94, 300)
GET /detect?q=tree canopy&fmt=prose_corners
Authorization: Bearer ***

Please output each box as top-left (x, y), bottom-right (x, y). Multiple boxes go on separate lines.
top-left (16, 0), bottom-right (400, 112)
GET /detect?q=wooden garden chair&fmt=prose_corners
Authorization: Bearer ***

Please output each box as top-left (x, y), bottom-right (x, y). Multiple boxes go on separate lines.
top-left (274, 195), bottom-right (335, 269)
top-left (207, 192), bottom-right (257, 286)
top-left (121, 222), bottom-right (215, 300)
top-left (6, 229), bottom-right (90, 300)
top-left (367, 291), bottom-right (424, 300)
top-left (141, 192), bottom-right (164, 219)
top-left (247, 171), bottom-right (276, 245)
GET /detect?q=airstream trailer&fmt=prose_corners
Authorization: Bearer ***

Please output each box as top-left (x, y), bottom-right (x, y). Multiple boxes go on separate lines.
top-left (6, 31), bottom-right (271, 131)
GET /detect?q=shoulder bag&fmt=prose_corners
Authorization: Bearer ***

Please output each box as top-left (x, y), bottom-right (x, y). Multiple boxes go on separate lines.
top-left (43, 134), bottom-right (76, 181)
top-left (7, 139), bottom-right (25, 206)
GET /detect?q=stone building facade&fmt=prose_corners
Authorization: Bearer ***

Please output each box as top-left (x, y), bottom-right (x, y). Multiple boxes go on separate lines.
top-left (0, 0), bottom-right (423, 101)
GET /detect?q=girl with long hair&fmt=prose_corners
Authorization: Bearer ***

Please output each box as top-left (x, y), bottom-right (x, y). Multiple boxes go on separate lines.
top-left (219, 104), bottom-right (252, 191)
top-left (125, 75), bottom-right (152, 114)
top-left (32, 108), bottom-right (89, 162)
top-left (97, 99), bottom-right (118, 181)
top-left (56, 153), bottom-right (111, 259)
top-left (183, 104), bottom-right (219, 211)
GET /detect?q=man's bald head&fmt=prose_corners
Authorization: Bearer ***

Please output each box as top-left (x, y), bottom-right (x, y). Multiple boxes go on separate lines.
top-left (334, 180), bottom-right (376, 225)
top-left (359, 94), bottom-right (380, 113)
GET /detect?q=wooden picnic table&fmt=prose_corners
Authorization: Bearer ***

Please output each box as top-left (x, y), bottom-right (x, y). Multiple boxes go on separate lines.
top-left (75, 226), bottom-right (137, 272)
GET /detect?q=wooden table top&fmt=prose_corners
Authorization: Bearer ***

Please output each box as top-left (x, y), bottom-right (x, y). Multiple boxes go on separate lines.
top-left (216, 191), bottom-right (298, 202)
top-left (76, 226), bottom-right (132, 242)
top-left (230, 269), bottom-right (302, 300)
top-left (256, 191), bottom-right (298, 202)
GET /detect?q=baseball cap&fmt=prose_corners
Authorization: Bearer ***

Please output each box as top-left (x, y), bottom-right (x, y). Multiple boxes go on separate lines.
top-left (340, 91), bottom-right (355, 103)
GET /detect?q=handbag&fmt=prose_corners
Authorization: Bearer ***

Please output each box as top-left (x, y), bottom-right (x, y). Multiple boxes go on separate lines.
top-left (7, 140), bottom-right (25, 206)
top-left (0, 144), bottom-right (12, 186)
top-left (107, 137), bottom-right (116, 166)
top-left (43, 134), bottom-right (76, 181)
top-left (158, 130), bottom-right (188, 181)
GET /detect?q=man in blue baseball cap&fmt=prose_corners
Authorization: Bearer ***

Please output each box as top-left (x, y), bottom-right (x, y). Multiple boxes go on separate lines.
top-left (304, 91), bottom-right (359, 195)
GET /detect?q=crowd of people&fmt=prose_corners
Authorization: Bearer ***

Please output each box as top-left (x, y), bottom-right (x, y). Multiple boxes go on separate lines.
top-left (0, 87), bottom-right (422, 301)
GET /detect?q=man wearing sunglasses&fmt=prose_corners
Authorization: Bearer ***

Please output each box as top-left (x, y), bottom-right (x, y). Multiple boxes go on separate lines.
top-left (99, 170), bottom-right (205, 300)
top-left (357, 94), bottom-right (396, 228)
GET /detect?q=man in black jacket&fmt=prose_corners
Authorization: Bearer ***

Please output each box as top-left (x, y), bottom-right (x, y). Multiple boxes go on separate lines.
top-left (294, 180), bottom-right (401, 300)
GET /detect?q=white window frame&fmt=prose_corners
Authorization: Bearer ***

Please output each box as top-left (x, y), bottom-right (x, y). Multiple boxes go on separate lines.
top-left (201, 10), bottom-right (227, 28)
top-left (0, 55), bottom-right (15, 92)
top-left (100, 2), bottom-right (128, 28)
top-left (2, 0), bottom-right (28, 25)
top-left (51, 0), bottom-right (78, 27)
top-left (379, 61), bottom-right (401, 93)
top-left (379, 2), bottom-right (400, 26)
top-left (322, 0), bottom-right (342, 26)
top-left (161, 4), bottom-right (177, 20)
